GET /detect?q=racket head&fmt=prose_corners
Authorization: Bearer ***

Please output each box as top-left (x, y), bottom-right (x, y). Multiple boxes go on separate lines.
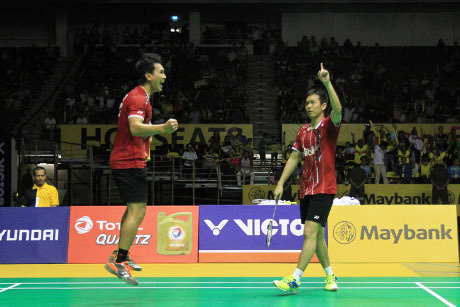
top-left (266, 220), bottom-right (273, 247)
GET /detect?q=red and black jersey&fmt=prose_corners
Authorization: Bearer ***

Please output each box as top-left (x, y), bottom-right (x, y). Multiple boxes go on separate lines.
top-left (110, 86), bottom-right (152, 169)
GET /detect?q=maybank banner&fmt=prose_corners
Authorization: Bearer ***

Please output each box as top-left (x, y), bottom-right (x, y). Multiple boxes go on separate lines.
top-left (60, 124), bottom-right (253, 158)
top-left (283, 123), bottom-right (460, 147)
top-left (199, 205), bottom-right (321, 263)
top-left (244, 184), bottom-right (460, 205)
top-left (336, 184), bottom-right (460, 205)
top-left (0, 207), bottom-right (70, 264)
top-left (328, 205), bottom-right (458, 262)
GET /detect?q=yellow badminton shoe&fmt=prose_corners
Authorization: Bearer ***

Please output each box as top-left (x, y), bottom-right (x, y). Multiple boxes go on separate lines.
top-left (325, 274), bottom-right (338, 291)
top-left (273, 275), bottom-right (300, 294)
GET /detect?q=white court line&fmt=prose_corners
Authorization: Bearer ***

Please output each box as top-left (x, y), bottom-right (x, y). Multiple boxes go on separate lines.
top-left (1, 281), bottom-right (460, 285)
top-left (415, 282), bottom-right (456, 307)
top-left (8, 286), bottom-right (423, 290)
top-left (0, 283), bottom-right (20, 294)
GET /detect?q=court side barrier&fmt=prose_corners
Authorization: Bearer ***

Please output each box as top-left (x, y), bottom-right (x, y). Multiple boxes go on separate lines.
top-left (67, 206), bottom-right (198, 264)
top-left (328, 205), bottom-right (459, 262)
top-left (0, 207), bottom-right (70, 264)
top-left (198, 205), bottom-right (320, 263)
top-left (243, 184), bottom-right (460, 205)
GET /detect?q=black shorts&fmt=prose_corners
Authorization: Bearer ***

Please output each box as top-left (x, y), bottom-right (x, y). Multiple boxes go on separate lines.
top-left (111, 168), bottom-right (148, 204)
top-left (300, 194), bottom-right (334, 227)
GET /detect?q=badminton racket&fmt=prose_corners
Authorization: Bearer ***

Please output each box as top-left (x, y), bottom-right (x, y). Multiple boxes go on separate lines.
top-left (266, 197), bottom-right (279, 247)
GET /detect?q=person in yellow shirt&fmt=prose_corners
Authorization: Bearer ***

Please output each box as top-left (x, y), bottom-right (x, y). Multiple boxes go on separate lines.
top-left (19, 167), bottom-right (59, 207)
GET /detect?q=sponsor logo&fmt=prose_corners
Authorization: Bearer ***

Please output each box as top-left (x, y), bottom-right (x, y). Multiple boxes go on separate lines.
top-left (75, 216), bottom-right (93, 234)
top-left (249, 187), bottom-right (265, 202)
top-left (95, 234), bottom-right (151, 246)
top-left (205, 219), bottom-right (303, 236)
top-left (303, 145), bottom-right (319, 157)
top-left (361, 224), bottom-right (453, 244)
top-left (137, 111), bottom-right (143, 115)
top-left (333, 221), bottom-right (356, 244)
top-left (0, 229), bottom-right (60, 241)
top-left (314, 215), bottom-right (320, 220)
top-left (204, 220), bottom-right (229, 235)
top-left (340, 191), bottom-right (457, 205)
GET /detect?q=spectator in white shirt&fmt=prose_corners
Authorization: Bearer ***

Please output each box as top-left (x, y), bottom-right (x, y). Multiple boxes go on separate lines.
top-left (374, 141), bottom-right (389, 184)
top-left (182, 144), bottom-right (198, 178)
top-left (237, 150), bottom-right (255, 186)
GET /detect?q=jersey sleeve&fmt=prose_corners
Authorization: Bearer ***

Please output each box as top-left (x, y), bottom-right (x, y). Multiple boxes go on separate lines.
top-left (127, 95), bottom-right (147, 120)
top-left (292, 128), bottom-right (303, 153)
top-left (51, 187), bottom-right (59, 206)
top-left (324, 116), bottom-right (340, 140)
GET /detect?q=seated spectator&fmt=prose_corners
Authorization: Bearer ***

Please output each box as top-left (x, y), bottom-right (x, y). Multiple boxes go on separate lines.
top-left (237, 151), bottom-right (255, 186)
top-left (429, 164), bottom-right (450, 204)
top-left (397, 156), bottom-right (413, 184)
top-left (448, 158), bottom-right (460, 184)
top-left (182, 144), bottom-right (198, 178)
top-left (348, 163), bottom-right (367, 204)
top-left (243, 138), bottom-right (254, 158)
top-left (19, 167), bottom-right (59, 207)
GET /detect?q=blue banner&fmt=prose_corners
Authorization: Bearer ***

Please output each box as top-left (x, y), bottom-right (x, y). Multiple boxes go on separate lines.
top-left (199, 205), bottom-right (327, 252)
top-left (0, 207), bottom-right (70, 263)
top-left (0, 131), bottom-right (12, 206)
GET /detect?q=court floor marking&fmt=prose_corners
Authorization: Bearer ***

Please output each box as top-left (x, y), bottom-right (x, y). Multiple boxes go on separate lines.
top-left (0, 283), bottom-right (20, 294)
top-left (1, 281), bottom-right (460, 285)
top-left (416, 282), bottom-right (456, 307)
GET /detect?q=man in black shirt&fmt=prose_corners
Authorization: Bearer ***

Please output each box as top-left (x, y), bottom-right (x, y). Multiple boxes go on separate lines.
top-left (429, 164), bottom-right (450, 204)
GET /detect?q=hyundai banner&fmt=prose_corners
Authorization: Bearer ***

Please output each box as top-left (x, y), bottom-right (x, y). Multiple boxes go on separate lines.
top-left (0, 207), bottom-right (70, 263)
top-left (199, 205), bottom-right (324, 263)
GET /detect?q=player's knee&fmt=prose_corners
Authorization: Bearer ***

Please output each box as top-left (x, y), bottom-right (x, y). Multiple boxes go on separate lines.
top-left (303, 225), bottom-right (319, 240)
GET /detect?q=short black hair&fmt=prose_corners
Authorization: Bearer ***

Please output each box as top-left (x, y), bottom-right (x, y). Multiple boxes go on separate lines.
top-left (33, 167), bottom-right (46, 176)
top-left (135, 53), bottom-right (163, 84)
top-left (306, 88), bottom-right (329, 106)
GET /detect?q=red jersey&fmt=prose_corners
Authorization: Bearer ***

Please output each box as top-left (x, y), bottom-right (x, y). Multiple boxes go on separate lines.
top-left (292, 116), bottom-right (340, 198)
top-left (110, 86), bottom-right (152, 169)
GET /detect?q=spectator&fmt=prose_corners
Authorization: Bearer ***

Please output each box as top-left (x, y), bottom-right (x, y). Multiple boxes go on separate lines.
top-left (19, 168), bottom-right (34, 194)
top-left (429, 164), bottom-right (450, 204)
top-left (353, 136), bottom-right (368, 164)
top-left (258, 133), bottom-right (268, 168)
top-left (373, 141), bottom-right (389, 184)
top-left (348, 163), bottom-right (367, 204)
top-left (233, 128), bottom-right (247, 146)
top-left (419, 156), bottom-right (432, 184)
top-left (208, 130), bottom-right (221, 153)
top-left (340, 141), bottom-right (355, 162)
top-left (448, 158), bottom-right (460, 184)
top-left (237, 150), bottom-right (255, 186)
top-left (397, 156), bottom-right (413, 184)
top-left (182, 144), bottom-right (198, 178)
top-left (243, 138), bottom-right (254, 158)
top-left (19, 167), bottom-right (59, 207)
top-left (360, 156), bottom-right (371, 182)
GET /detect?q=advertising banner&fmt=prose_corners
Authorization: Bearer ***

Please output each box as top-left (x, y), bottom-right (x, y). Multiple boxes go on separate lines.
top-left (0, 131), bottom-right (12, 206)
top-left (60, 124), bottom-right (253, 158)
top-left (243, 185), bottom-right (300, 205)
top-left (68, 206), bottom-right (198, 263)
top-left (336, 184), bottom-right (460, 205)
top-left (199, 205), bottom-right (322, 263)
top-left (244, 184), bottom-right (460, 205)
top-left (328, 205), bottom-right (459, 262)
top-left (283, 123), bottom-right (460, 147)
top-left (0, 207), bottom-right (70, 264)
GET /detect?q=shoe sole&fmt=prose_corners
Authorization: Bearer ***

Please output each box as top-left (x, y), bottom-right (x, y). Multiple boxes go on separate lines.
top-left (104, 263), bottom-right (138, 286)
top-left (109, 255), bottom-right (142, 271)
top-left (326, 286), bottom-right (338, 291)
top-left (273, 281), bottom-right (298, 294)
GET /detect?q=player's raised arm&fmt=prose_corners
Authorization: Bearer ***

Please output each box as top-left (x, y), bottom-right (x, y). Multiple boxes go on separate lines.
top-left (129, 117), bottom-right (178, 137)
top-left (318, 63), bottom-right (342, 124)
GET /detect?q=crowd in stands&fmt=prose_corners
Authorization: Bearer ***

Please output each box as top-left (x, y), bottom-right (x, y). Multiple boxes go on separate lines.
top-left (50, 24), bottom-right (250, 128)
top-left (276, 37), bottom-right (460, 124)
top-left (0, 45), bottom-right (60, 132)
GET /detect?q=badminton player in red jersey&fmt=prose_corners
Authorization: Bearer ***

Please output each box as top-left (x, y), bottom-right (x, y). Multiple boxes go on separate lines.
top-left (105, 54), bottom-right (178, 286)
top-left (273, 63), bottom-right (342, 293)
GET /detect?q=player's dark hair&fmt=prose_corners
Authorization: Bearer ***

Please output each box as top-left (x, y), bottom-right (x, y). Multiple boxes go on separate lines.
top-left (135, 53), bottom-right (163, 84)
top-left (306, 88), bottom-right (329, 106)
top-left (33, 167), bottom-right (46, 176)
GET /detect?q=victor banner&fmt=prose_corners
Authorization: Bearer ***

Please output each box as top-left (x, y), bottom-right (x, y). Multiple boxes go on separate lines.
top-left (60, 124), bottom-right (253, 158)
top-left (328, 205), bottom-right (458, 262)
top-left (0, 207), bottom-right (70, 264)
top-left (199, 205), bottom-right (321, 263)
top-left (67, 206), bottom-right (198, 263)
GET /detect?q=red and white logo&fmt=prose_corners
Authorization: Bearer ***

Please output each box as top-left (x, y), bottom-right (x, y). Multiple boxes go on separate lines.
top-left (75, 216), bottom-right (93, 234)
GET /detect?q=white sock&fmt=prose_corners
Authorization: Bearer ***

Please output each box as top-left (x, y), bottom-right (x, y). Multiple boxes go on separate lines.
top-left (293, 268), bottom-right (303, 283)
top-left (324, 266), bottom-right (334, 276)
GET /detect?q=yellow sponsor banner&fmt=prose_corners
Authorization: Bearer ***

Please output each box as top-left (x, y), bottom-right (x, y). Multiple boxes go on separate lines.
top-left (336, 184), bottom-right (460, 205)
top-left (60, 124), bottom-right (253, 158)
top-left (283, 123), bottom-right (460, 147)
top-left (242, 185), bottom-right (300, 205)
top-left (328, 205), bottom-right (459, 262)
